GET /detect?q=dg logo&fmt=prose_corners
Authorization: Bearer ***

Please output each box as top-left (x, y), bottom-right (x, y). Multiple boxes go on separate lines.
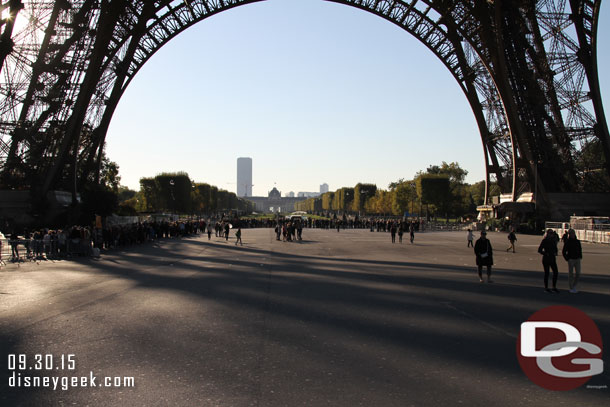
top-left (517, 305), bottom-right (604, 391)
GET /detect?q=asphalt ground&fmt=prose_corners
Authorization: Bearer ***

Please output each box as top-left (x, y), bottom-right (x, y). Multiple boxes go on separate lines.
top-left (1, 228), bottom-right (609, 406)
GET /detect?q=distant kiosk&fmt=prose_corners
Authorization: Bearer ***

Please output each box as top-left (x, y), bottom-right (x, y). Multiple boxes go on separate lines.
top-left (289, 211), bottom-right (307, 220)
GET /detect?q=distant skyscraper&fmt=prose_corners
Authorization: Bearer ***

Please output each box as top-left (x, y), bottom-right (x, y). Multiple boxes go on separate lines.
top-left (287, 191), bottom-right (295, 198)
top-left (320, 183), bottom-right (329, 194)
top-left (237, 157), bottom-right (252, 197)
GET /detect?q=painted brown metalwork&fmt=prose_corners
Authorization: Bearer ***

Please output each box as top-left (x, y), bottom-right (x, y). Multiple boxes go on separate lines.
top-left (0, 0), bottom-right (607, 209)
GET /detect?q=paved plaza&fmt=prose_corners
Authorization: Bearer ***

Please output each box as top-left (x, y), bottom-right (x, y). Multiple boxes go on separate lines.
top-left (1, 228), bottom-right (609, 406)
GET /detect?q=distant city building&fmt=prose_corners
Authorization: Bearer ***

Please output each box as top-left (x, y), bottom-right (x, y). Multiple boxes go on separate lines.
top-left (237, 157), bottom-right (252, 197)
top-left (245, 187), bottom-right (307, 213)
top-left (268, 187), bottom-right (281, 199)
top-left (287, 191), bottom-right (295, 198)
top-left (320, 183), bottom-right (329, 194)
top-left (297, 192), bottom-right (320, 198)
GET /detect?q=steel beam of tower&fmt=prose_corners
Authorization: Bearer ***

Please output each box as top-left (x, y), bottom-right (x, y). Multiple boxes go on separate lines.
top-left (0, 0), bottom-right (607, 212)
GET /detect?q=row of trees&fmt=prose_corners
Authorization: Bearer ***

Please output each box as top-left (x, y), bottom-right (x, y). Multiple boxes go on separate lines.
top-left (119, 172), bottom-right (254, 215)
top-left (295, 162), bottom-right (499, 218)
top-left (88, 161), bottom-right (492, 220)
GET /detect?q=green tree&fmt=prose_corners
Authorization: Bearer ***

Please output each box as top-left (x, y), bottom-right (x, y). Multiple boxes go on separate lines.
top-left (154, 172), bottom-right (192, 213)
top-left (469, 181), bottom-right (486, 207)
top-left (574, 139), bottom-right (610, 192)
top-left (193, 183), bottom-right (212, 213)
top-left (425, 162), bottom-right (472, 217)
top-left (322, 192), bottom-right (334, 211)
top-left (426, 161), bottom-right (468, 184)
top-left (118, 186), bottom-right (137, 203)
top-left (100, 158), bottom-right (121, 193)
top-left (334, 187), bottom-right (354, 212)
top-left (392, 181), bottom-right (417, 216)
top-left (366, 190), bottom-right (392, 215)
top-left (209, 186), bottom-right (218, 212)
top-left (417, 174), bottom-right (450, 218)
top-left (387, 178), bottom-right (405, 191)
top-left (217, 189), bottom-right (231, 210)
top-left (353, 183), bottom-right (377, 213)
top-left (139, 177), bottom-right (158, 212)
top-left (312, 197), bottom-right (322, 212)
top-left (80, 183), bottom-right (119, 223)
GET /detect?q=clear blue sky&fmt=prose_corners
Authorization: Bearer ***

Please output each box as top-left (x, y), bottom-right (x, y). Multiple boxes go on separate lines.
top-left (106, 0), bottom-right (610, 197)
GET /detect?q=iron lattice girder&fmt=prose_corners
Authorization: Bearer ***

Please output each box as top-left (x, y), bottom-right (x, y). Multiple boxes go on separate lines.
top-left (0, 0), bottom-right (607, 202)
top-left (118, 0), bottom-right (514, 193)
top-left (435, 0), bottom-right (607, 193)
top-left (121, 0), bottom-right (514, 191)
top-left (0, 0), bottom-right (508, 194)
top-left (0, 1), bottom-right (95, 182)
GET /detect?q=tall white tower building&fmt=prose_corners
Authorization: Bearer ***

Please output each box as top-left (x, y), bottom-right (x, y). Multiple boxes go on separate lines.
top-left (237, 157), bottom-right (253, 197)
top-left (320, 183), bottom-right (329, 194)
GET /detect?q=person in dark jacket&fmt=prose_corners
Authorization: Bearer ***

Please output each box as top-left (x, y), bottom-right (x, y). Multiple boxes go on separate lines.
top-left (474, 231), bottom-right (493, 283)
top-left (409, 222), bottom-right (415, 244)
top-left (562, 229), bottom-right (582, 293)
top-left (506, 229), bottom-right (517, 253)
top-left (8, 231), bottom-right (19, 261)
top-left (538, 229), bottom-right (559, 293)
top-left (235, 227), bottom-right (242, 246)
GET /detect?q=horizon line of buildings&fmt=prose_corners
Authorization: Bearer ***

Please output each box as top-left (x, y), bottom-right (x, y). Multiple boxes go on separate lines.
top-left (237, 157), bottom-right (329, 212)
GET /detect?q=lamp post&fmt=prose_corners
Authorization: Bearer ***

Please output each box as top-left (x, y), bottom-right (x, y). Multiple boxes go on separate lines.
top-left (534, 163), bottom-right (538, 212)
top-left (359, 190), bottom-right (366, 218)
top-left (169, 179), bottom-right (175, 218)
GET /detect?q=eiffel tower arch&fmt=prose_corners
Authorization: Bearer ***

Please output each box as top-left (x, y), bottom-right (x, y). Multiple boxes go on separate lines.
top-left (0, 0), bottom-right (608, 218)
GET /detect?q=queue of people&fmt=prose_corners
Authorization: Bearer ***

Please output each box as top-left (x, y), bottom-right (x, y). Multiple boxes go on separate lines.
top-left (1, 220), bottom-right (205, 262)
top-left (240, 216), bottom-right (426, 232)
top-left (2, 226), bottom-right (96, 262)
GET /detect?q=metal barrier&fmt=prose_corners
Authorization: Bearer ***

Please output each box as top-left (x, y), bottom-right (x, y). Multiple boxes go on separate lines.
top-left (545, 222), bottom-right (610, 244)
top-left (0, 238), bottom-right (34, 264)
top-left (0, 237), bottom-right (93, 265)
top-left (426, 222), bottom-right (469, 231)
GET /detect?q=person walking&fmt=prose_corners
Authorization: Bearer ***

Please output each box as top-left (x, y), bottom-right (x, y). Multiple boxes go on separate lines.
top-left (390, 222), bottom-right (397, 243)
top-left (206, 222), bottom-right (213, 240)
top-left (8, 231), bottom-right (19, 261)
top-left (286, 222), bottom-right (293, 242)
top-left (474, 230), bottom-right (493, 283)
top-left (398, 223), bottom-right (404, 243)
top-left (467, 229), bottom-right (474, 248)
top-left (409, 222), bottom-right (415, 244)
top-left (506, 228), bottom-right (517, 253)
top-left (235, 228), bottom-right (242, 246)
top-left (562, 229), bottom-right (582, 293)
top-left (224, 222), bottom-right (230, 241)
top-left (538, 229), bottom-right (560, 293)
top-left (42, 229), bottom-right (52, 258)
